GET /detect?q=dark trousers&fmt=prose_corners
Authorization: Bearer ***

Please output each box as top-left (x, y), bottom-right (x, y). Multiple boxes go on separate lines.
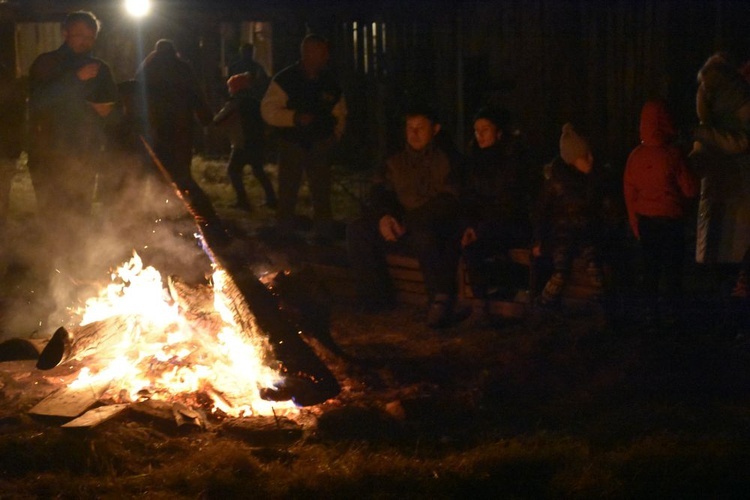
top-left (277, 139), bottom-right (333, 231)
top-left (638, 215), bottom-right (686, 308)
top-left (151, 138), bottom-right (221, 230)
top-left (462, 221), bottom-right (518, 299)
top-left (226, 146), bottom-right (276, 206)
top-left (347, 208), bottom-right (463, 304)
top-left (28, 152), bottom-right (96, 249)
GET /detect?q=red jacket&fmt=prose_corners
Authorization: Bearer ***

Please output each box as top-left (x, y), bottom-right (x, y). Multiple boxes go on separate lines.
top-left (624, 100), bottom-right (699, 238)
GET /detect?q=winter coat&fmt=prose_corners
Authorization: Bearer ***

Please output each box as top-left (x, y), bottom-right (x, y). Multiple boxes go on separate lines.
top-left (694, 54), bottom-right (750, 155)
top-left (692, 55), bottom-right (750, 264)
top-left (0, 72), bottom-right (24, 160)
top-left (135, 48), bottom-right (211, 172)
top-left (369, 142), bottom-right (461, 222)
top-left (532, 157), bottom-right (603, 248)
top-left (261, 62), bottom-right (346, 147)
top-left (462, 141), bottom-right (530, 244)
top-left (624, 100), bottom-right (698, 238)
top-left (28, 43), bottom-right (117, 157)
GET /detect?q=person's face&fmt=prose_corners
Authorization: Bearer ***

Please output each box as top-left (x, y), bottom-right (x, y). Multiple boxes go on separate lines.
top-left (64, 21), bottom-right (97, 55)
top-left (301, 41), bottom-right (330, 77)
top-left (405, 115), bottom-right (440, 152)
top-left (574, 152), bottom-right (594, 174)
top-left (473, 118), bottom-right (501, 149)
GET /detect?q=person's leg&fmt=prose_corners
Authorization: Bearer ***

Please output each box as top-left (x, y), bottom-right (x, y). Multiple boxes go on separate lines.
top-left (539, 236), bottom-right (573, 306)
top-left (276, 141), bottom-right (305, 232)
top-left (246, 142), bottom-right (277, 208)
top-left (226, 148), bottom-right (250, 209)
top-left (0, 159), bottom-right (14, 232)
top-left (346, 218), bottom-right (394, 310)
top-left (638, 216), bottom-right (665, 322)
top-left (661, 218), bottom-right (686, 306)
top-left (306, 140), bottom-right (334, 239)
top-left (160, 140), bottom-right (225, 240)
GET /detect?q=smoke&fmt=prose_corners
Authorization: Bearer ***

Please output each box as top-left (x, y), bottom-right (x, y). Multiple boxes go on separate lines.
top-left (0, 151), bottom-right (214, 341)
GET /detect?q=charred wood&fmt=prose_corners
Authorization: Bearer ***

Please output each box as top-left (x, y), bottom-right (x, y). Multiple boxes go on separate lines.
top-left (36, 316), bottom-right (136, 370)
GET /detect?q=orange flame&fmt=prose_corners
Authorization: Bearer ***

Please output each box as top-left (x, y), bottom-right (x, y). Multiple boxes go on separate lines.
top-left (69, 253), bottom-right (298, 418)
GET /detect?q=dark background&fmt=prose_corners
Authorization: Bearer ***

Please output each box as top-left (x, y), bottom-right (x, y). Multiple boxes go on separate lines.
top-left (2, 0), bottom-right (749, 169)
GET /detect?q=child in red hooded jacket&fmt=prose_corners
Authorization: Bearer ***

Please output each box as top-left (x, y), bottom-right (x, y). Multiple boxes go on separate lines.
top-left (624, 100), bottom-right (699, 327)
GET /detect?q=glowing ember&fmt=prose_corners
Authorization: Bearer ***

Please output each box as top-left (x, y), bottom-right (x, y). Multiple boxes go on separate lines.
top-left (69, 253), bottom-right (297, 418)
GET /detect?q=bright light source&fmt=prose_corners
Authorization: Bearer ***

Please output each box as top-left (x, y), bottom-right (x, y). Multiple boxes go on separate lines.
top-left (125, 0), bottom-right (151, 18)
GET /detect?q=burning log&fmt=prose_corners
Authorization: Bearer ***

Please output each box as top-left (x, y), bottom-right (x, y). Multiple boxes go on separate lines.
top-left (37, 137), bottom-right (340, 410)
top-left (36, 316), bottom-right (137, 370)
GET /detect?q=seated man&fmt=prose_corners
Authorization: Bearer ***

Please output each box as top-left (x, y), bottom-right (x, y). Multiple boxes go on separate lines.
top-left (346, 106), bottom-right (464, 328)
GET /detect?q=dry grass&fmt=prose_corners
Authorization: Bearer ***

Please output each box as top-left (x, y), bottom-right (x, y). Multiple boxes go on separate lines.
top-left (2, 154), bottom-right (750, 498)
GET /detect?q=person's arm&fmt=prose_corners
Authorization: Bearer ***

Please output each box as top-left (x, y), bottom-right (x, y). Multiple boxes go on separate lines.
top-left (28, 54), bottom-right (85, 113)
top-left (674, 150), bottom-right (699, 199)
top-left (531, 163), bottom-right (555, 254)
top-left (260, 80), bottom-right (295, 127)
top-left (622, 156), bottom-right (640, 239)
top-left (332, 94), bottom-right (347, 140)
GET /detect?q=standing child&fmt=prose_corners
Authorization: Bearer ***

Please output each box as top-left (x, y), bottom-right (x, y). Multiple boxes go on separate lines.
top-left (532, 122), bottom-right (604, 309)
top-left (624, 100), bottom-right (699, 327)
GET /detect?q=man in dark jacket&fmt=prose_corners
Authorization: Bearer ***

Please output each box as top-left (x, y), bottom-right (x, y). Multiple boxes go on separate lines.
top-left (347, 106), bottom-right (464, 328)
top-left (135, 39), bottom-right (223, 239)
top-left (0, 63), bottom-right (24, 235)
top-left (27, 10), bottom-right (117, 252)
top-left (261, 34), bottom-right (346, 241)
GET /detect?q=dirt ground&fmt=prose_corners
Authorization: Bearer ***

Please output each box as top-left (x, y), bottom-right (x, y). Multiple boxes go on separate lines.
top-left (1, 156), bottom-right (750, 498)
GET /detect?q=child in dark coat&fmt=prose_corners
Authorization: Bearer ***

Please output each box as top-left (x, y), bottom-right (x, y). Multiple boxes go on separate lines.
top-left (532, 123), bottom-right (604, 308)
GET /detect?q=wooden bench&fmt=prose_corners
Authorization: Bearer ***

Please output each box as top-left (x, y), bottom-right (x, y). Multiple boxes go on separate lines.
top-left (307, 248), bottom-right (604, 317)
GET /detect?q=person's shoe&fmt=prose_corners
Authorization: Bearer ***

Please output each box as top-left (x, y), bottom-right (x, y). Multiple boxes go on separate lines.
top-left (427, 294), bottom-right (452, 329)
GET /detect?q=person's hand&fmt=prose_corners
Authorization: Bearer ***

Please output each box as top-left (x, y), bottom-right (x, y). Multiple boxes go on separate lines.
top-left (630, 220), bottom-right (640, 240)
top-left (294, 112), bottom-right (315, 127)
top-left (227, 72), bottom-right (251, 95)
top-left (532, 243), bottom-right (542, 258)
top-left (378, 215), bottom-right (405, 242)
top-left (76, 62), bottom-right (100, 81)
top-left (461, 227), bottom-right (477, 248)
top-left (89, 101), bottom-right (114, 118)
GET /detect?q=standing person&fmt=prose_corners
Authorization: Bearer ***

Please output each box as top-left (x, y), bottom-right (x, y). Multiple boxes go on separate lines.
top-left (532, 123), bottom-right (605, 310)
top-left (346, 106), bottom-right (464, 328)
top-left (0, 63), bottom-right (24, 236)
top-left (214, 70), bottom-right (276, 211)
top-left (461, 107), bottom-right (530, 327)
top-left (135, 39), bottom-right (224, 240)
top-left (691, 52), bottom-right (750, 265)
top-left (624, 100), bottom-right (699, 328)
top-left (261, 34), bottom-right (347, 242)
top-left (27, 10), bottom-right (117, 259)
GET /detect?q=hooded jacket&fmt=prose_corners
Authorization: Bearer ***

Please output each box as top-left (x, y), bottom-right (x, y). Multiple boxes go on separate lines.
top-left (623, 100), bottom-right (698, 238)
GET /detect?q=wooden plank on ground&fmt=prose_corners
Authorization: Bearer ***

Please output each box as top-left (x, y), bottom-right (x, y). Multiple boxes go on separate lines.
top-left (61, 404), bottom-right (130, 428)
top-left (28, 379), bottom-right (110, 418)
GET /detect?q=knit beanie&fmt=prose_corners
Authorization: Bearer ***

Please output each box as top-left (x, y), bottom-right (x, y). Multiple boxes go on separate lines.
top-left (559, 122), bottom-right (590, 165)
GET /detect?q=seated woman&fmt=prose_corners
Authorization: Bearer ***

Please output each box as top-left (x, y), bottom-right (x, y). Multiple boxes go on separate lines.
top-left (461, 107), bottom-right (530, 326)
